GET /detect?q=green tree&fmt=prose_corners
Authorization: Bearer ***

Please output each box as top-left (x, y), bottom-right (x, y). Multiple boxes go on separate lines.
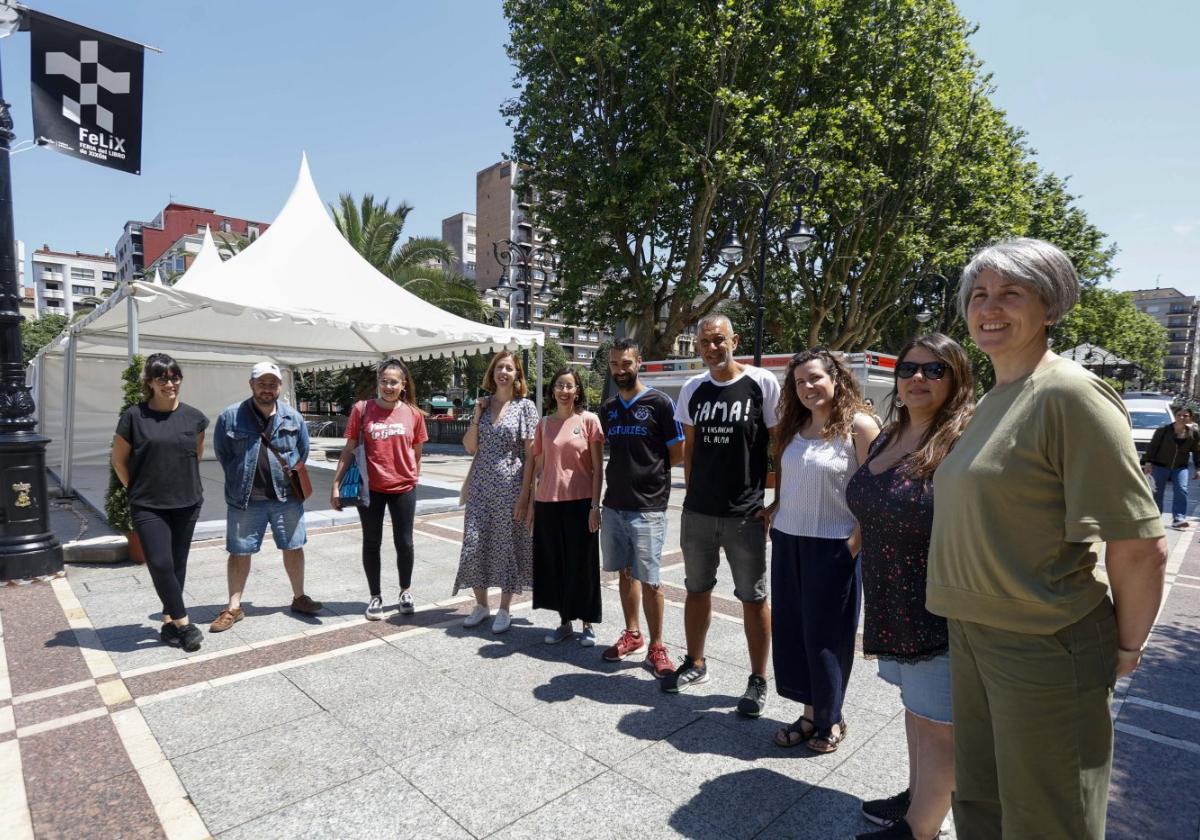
top-left (21, 314), bottom-right (68, 364)
top-left (504, 0), bottom-right (1033, 357)
top-left (104, 355), bottom-right (144, 533)
top-left (1054, 287), bottom-right (1166, 385)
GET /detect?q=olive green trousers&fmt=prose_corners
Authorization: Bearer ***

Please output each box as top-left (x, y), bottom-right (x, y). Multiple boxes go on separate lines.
top-left (948, 599), bottom-right (1118, 839)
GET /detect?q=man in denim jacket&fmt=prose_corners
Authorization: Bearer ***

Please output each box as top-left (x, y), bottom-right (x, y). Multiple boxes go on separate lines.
top-left (209, 361), bottom-right (322, 632)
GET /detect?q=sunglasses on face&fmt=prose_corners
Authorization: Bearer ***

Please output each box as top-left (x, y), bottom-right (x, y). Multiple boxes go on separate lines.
top-left (896, 361), bottom-right (948, 381)
top-left (154, 375), bottom-right (182, 385)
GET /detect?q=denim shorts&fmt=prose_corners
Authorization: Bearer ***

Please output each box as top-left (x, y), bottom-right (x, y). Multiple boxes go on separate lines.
top-left (877, 653), bottom-right (953, 724)
top-left (601, 508), bottom-right (667, 585)
top-left (226, 498), bottom-right (307, 555)
top-left (680, 509), bottom-right (768, 603)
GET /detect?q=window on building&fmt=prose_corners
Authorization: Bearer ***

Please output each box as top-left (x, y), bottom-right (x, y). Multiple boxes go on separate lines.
top-left (102, 271), bottom-right (115, 283)
top-left (196, 225), bottom-right (206, 233)
top-left (44, 282), bottom-right (60, 291)
top-left (467, 243), bottom-right (476, 254)
top-left (248, 225), bottom-right (260, 239)
top-left (467, 226), bottom-right (476, 235)
top-left (549, 329), bottom-right (560, 338)
top-left (70, 267), bottom-right (95, 281)
top-left (71, 285), bottom-right (95, 296)
top-left (221, 219), bottom-right (232, 232)
top-left (466, 262), bottom-right (476, 272)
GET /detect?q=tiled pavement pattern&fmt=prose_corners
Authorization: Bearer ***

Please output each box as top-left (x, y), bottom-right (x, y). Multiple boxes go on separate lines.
top-left (1, 469), bottom-right (1199, 837)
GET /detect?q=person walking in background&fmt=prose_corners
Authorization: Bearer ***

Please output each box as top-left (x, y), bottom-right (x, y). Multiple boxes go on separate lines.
top-left (111, 353), bottom-right (209, 653)
top-left (665, 315), bottom-right (780, 720)
top-left (764, 349), bottom-right (878, 754)
top-left (846, 334), bottom-right (974, 840)
top-left (453, 351), bottom-right (540, 633)
top-left (210, 361), bottom-right (323, 633)
top-left (331, 358), bottom-right (429, 621)
top-left (1141, 405), bottom-right (1200, 528)
top-left (928, 238), bottom-right (1166, 839)
top-left (525, 367), bottom-right (605, 645)
top-left (599, 338), bottom-right (684, 677)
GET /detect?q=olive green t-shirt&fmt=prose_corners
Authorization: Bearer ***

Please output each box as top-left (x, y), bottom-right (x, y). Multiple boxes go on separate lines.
top-left (927, 357), bottom-right (1162, 634)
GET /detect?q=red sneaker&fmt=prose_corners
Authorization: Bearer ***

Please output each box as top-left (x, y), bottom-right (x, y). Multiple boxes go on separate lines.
top-left (645, 643), bottom-right (675, 678)
top-left (602, 629), bottom-right (646, 661)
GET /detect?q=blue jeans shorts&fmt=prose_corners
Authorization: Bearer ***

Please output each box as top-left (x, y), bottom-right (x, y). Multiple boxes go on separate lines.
top-left (226, 498), bottom-right (307, 555)
top-left (601, 508), bottom-right (668, 585)
top-left (680, 509), bottom-right (768, 603)
top-left (877, 653), bottom-right (953, 724)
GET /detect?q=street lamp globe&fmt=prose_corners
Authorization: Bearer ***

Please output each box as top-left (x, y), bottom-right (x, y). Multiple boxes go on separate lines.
top-left (719, 230), bottom-right (745, 263)
top-left (915, 308), bottom-right (933, 325)
top-left (784, 218), bottom-right (817, 255)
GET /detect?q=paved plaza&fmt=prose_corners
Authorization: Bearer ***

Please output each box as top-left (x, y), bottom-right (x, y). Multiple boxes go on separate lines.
top-left (1, 454), bottom-right (1199, 838)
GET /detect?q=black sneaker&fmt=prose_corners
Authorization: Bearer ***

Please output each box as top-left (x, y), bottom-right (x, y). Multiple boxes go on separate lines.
top-left (736, 674), bottom-right (768, 717)
top-left (179, 623), bottom-right (203, 653)
top-left (662, 656), bottom-right (709, 694)
top-left (855, 817), bottom-right (943, 839)
top-left (159, 622), bottom-right (182, 648)
top-left (861, 789), bottom-right (911, 827)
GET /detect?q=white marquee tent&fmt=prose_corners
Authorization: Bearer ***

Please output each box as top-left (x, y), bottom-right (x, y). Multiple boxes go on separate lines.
top-left (33, 155), bottom-right (543, 493)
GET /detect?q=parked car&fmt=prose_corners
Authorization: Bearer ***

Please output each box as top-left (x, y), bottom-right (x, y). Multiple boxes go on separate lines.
top-left (1124, 398), bottom-right (1176, 456)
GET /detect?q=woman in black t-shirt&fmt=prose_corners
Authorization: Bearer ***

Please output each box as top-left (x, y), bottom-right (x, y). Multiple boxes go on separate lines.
top-left (112, 353), bottom-right (209, 653)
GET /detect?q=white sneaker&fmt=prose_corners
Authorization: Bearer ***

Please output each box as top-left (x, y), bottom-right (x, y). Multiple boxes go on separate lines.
top-left (492, 608), bottom-right (511, 634)
top-left (364, 596), bottom-right (384, 621)
top-left (463, 604), bottom-right (490, 628)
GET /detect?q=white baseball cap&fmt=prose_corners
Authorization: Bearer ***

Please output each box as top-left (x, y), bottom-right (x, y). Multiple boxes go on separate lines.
top-left (250, 361), bottom-right (282, 381)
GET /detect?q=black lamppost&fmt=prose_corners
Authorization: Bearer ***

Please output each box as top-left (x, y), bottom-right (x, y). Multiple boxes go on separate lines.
top-left (718, 166), bottom-right (820, 366)
top-left (1084, 345), bottom-right (1121, 382)
top-left (488, 239), bottom-right (554, 374)
top-left (915, 273), bottom-right (952, 333)
top-left (0, 45), bottom-right (62, 579)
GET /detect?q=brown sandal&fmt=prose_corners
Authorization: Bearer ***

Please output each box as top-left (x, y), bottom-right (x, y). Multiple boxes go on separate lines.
top-left (774, 716), bottom-right (816, 748)
top-left (806, 719), bottom-right (848, 754)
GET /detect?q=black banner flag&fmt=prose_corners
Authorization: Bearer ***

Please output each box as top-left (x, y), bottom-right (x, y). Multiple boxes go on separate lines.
top-left (27, 11), bottom-right (144, 175)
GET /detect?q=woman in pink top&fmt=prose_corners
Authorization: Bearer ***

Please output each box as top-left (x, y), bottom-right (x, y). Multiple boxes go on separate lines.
top-left (522, 367), bottom-right (605, 646)
top-left (331, 358), bottom-right (429, 621)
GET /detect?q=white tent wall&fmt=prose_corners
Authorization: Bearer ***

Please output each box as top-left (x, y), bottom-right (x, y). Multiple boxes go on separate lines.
top-left (36, 351), bottom-right (296, 471)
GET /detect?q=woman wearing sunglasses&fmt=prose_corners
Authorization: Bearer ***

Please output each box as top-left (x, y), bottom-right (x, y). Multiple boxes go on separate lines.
top-left (845, 334), bottom-right (974, 840)
top-left (765, 348), bottom-right (878, 753)
top-left (928, 239), bottom-right (1166, 838)
top-left (111, 353), bottom-right (209, 652)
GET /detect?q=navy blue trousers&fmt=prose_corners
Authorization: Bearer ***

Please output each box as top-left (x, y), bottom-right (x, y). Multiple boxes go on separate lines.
top-left (770, 530), bottom-right (862, 731)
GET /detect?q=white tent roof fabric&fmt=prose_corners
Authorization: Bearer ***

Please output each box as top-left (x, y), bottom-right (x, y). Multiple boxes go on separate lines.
top-left (48, 154), bottom-right (542, 370)
top-left (34, 154), bottom-right (544, 477)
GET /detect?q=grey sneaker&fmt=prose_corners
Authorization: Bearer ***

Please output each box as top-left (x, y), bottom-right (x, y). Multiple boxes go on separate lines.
top-left (579, 625), bottom-right (597, 647)
top-left (544, 623), bottom-right (574, 644)
top-left (662, 656), bottom-right (709, 694)
top-left (398, 591), bottom-right (415, 615)
top-left (736, 674), bottom-right (768, 717)
top-left (364, 596), bottom-right (384, 621)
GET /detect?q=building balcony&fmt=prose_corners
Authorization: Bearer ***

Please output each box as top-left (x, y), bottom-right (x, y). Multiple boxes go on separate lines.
top-left (40, 288), bottom-right (64, 300)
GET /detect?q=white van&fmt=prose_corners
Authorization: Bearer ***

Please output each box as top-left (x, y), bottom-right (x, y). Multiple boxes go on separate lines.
top-left (1123, 398), bottom-right (1176, 457)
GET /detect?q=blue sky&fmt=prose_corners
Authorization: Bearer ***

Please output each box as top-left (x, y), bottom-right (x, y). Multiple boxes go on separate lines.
top-left (3, 1), bottom-right (1195, 294)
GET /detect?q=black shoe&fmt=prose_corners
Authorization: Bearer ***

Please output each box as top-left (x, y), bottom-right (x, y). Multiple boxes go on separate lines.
top-left (855, 818), bottom-right (942, 839)
top-left (861, 789), bottom-right (911, 827)
top-left (159, 622), bottom-right (182, 648)
top-left (179, 623), bottom-right (203, 653)
top-left (662, 656), bottom-right (709, 694)
top-left (736, 674), bottom-right (768, 718)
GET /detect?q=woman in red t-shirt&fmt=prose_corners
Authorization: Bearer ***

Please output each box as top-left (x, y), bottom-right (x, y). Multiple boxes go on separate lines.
top-left (332, 358), bottom-right (429, 621)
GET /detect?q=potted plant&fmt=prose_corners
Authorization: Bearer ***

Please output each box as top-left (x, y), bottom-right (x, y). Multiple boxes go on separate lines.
top-left (104, 354), bottom-right (145, 563)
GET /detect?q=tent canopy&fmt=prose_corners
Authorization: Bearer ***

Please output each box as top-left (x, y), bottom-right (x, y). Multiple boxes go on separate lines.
top-left (49, 154), bottom-right (542, 370)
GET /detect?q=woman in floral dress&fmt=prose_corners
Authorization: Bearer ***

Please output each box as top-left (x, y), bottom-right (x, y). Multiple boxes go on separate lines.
top-left (454, 350), bottom-right (540, 633)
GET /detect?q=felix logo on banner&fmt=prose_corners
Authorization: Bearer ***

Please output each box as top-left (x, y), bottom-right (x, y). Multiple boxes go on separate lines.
top-left (28, 13), bottom-right (144, 175)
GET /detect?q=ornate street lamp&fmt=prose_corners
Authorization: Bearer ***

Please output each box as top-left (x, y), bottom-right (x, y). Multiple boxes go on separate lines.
top-left (914, 272), bottom-right (952, 333)
top-left (488, 239), bottom-right (555, 372)
top-left (719, 165), bottom-right (820, 367)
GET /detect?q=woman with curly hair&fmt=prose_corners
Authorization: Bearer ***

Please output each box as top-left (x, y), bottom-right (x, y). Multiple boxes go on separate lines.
top-left (845, 334), bottom-right (974, 840)
top-left (764, 348), bottom-right (878, 753)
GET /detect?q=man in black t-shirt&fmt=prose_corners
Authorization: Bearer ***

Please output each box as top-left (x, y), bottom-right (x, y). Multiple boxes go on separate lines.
top-left (599, 338), bottom-right (685, 678)
top-left (665, 315), bottom-right (779, 719)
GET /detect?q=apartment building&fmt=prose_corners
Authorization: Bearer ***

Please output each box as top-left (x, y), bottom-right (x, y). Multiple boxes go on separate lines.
top-left (31, 246), bottom-right (117, 319)
top-left (115, 203), bottom-right (268, 282)
top-left (1132, 287), bottom-right (1197, 394)
top-left (441, 212), bottom-right (476, 280)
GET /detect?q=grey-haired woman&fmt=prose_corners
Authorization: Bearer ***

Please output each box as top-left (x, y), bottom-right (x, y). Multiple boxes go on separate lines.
top-left (927, 238), bottom-right (1167, 838)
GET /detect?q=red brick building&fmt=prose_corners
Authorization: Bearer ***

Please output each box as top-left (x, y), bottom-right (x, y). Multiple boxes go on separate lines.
top-left (114, 203), bottom-right (270, 282)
